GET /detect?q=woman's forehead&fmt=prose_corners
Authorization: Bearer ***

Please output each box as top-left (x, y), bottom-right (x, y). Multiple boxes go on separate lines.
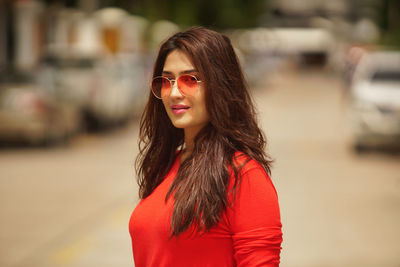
top-left (163, 50), bottom-right (196, 74)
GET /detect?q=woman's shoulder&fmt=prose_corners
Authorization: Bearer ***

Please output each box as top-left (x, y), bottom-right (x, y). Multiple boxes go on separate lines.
top-left (232, 151), bottom-right (267, 176)
top-left (227, 152), bottom-right (277, 206)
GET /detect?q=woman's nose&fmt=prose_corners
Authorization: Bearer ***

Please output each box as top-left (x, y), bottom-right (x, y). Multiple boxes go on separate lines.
top-left (169, 80), bottom-right (183, 98)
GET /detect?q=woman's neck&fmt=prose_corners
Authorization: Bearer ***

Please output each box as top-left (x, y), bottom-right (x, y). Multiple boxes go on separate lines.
top-left (181, 136), bottom-right (193, 163)
top-left (181, 126), bottom-right (201, 162)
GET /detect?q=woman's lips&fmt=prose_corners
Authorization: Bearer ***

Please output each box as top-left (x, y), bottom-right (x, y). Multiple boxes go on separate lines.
top-left (171, 104), bottom-right (190, 114)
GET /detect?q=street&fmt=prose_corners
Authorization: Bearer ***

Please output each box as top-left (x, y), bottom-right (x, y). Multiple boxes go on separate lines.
top-left (1, 64), bottom-right (399, 267)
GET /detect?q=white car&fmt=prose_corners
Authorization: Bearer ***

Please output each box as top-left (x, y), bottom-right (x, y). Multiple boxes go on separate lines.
top-left (0, 70), bottom-right (81, 146)
top-left (349, 51), bottom-right (400, 150)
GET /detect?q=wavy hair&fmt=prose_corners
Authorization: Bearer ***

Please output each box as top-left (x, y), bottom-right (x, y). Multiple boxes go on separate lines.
top-left (136, 26), bottom-right (272, 236)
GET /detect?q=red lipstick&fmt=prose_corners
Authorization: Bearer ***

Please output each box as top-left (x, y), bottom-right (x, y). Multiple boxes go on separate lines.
top-left (171, 104), bottom-right (190, 114)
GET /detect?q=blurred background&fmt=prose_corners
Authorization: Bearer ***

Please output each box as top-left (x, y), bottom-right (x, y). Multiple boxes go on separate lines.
top-left (0, 0), bottom-right (399, 266)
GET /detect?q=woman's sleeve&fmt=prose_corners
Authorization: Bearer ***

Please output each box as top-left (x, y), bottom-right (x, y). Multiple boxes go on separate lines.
top-left (227, 165), bottom-right (283, 267)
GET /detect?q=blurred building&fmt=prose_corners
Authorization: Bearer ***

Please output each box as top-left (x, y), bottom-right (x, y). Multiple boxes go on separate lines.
top-left (0, 0), bottom-right (152, 145)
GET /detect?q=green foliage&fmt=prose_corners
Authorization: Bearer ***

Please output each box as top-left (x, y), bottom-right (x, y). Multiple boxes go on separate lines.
top-left (129, 0), bottom-right (266, 29)
top-left (376, 0), bottom-right (400, 48)
top-left (380, 31), bottom-right (400, 49)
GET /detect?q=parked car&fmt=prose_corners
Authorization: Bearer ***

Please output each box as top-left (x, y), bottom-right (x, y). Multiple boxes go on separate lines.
top-left (271, 27), bottom-right (334, 66)
top-left (50, 55), bottom-right (146, 130)
top-left (0, 70), bottom-right (81, 146)
top-left (348, 51), bottom-right (400, 151)
top-left (85, 55), bottom-right (146, 127)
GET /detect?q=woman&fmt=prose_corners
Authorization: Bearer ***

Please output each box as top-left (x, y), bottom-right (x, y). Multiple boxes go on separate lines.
top-left (129, 27), bottom-right (282, 267)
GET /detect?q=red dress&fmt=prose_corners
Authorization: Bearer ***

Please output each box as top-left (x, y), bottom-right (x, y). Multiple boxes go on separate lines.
top-left (129, 153), bottom-right (282, 267)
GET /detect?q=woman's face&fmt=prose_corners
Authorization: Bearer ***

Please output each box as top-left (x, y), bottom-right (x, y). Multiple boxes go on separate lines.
top-left (161, 50), bottom-right (209, 134)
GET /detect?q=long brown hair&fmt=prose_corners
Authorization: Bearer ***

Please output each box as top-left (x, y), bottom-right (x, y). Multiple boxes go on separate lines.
top-left (136, 26), bottom-right (272, 236)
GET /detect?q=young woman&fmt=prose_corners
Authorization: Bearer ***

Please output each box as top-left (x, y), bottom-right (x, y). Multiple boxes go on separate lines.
top-left (129, 27), bottom-right (282, 266)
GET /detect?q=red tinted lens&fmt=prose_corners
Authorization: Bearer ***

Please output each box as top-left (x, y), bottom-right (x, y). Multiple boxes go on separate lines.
top-left (151, 77), bottom-right (171, 98)
top-left (177, 75), bottom-right (198, 95)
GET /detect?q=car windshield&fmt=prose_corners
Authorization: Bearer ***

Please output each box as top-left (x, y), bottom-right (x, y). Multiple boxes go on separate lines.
top-left (43, 56), bottom-right (95, 69)
top-left (0, 70), bottom-right (35, 85)
top-left (371, 71), bottom-right (400, 82)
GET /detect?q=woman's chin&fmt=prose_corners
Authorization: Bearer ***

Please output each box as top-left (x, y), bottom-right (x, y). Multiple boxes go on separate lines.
top-left (171, 122), bottom-right (187, 129)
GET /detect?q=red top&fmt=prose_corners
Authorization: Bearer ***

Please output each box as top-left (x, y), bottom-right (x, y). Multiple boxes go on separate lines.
top-left (129, 153), bottom-right (282, 267)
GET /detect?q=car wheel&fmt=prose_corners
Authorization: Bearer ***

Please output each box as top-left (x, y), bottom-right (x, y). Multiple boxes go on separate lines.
top-left (353, 142), bottom-right (368, 153)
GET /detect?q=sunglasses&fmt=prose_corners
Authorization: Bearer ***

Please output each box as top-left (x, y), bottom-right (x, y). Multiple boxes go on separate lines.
top-left (151, 74), bottom-right (202, 99)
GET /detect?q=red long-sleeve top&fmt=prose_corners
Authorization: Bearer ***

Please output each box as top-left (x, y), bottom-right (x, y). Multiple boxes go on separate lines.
top-left (129, 153), bottom-right (282, 266)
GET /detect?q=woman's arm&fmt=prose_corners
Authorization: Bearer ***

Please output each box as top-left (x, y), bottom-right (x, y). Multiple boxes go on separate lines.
top-left (228, 164), bottom-right (283, 266)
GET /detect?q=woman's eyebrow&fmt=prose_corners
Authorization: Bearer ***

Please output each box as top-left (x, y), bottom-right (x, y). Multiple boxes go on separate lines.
top-left (162, 69), bottom-right (199, 75)
top-left (181, 69), bottom-right (198, 74)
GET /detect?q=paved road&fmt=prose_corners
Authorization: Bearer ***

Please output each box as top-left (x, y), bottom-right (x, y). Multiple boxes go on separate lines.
top-left (0, 124), bottom-right (140, 267)
top-left (258, 65), bottom-right (400, 267)
top-left (0, 64), bottom-right (399, 267)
